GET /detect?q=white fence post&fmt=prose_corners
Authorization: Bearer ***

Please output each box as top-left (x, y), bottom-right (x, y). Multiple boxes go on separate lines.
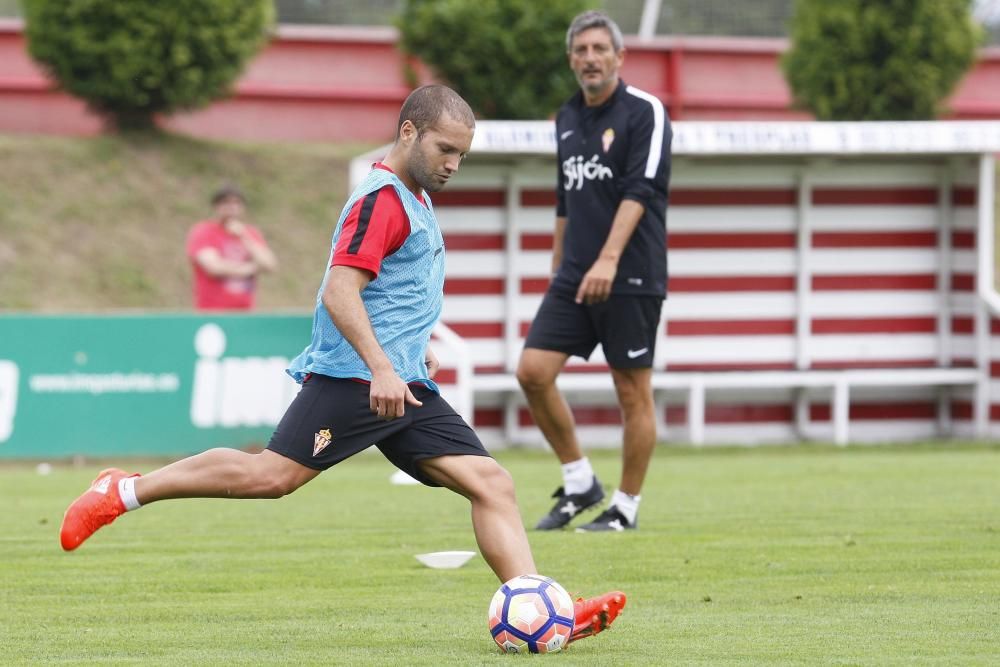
top-left (833, 378), bottom-right (849, 446)
top-left (433, 322), bottom-right (473, 425)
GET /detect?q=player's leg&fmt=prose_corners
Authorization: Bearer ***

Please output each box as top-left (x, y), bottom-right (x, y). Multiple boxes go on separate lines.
top-left (610, 365), bottom-right (656, 498)
top-left (516, 347), bottom-right (578, 462)
top-left (376, 388), bottom-right (534, 581)
top-left (393, 389), bottom-right (628, 640)
top-left (418, 454), bottom-right (536, 582)
top-left (135, 448), bottom-right (319, 503)
top-left (146, 374), bottom-right (388, 502)
top-left (576, 295), bottom-right (662, 532)
top-left (420, 452), bottom-right (626, 641)
top-left (517, 289), bottom-right (604, 529)
top-left (60, 375), bottom-right (381, 551)
top-left (60, 449), bottom-right (320, 551)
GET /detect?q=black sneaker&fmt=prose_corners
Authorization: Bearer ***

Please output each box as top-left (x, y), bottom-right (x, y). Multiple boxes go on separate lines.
top-left (534, 477), bottom-right (605, 530)
top-left (575, 506), bottom-right (636, 532)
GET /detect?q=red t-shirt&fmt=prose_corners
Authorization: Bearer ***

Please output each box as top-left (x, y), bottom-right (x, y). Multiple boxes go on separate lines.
top-left (186, 219), bottom-right (268, 310)
top-left (331, 163), bottom-right (423, 276)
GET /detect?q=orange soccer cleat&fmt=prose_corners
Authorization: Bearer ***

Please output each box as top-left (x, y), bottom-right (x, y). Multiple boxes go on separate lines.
top-left (568, 590), bottom-right (627, 643)
top-left (60, 468), bottom-right (137, 551)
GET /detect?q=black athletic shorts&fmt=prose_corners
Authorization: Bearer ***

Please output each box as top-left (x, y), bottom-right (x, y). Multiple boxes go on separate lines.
top-left (523, 289), bottom-right (664, 369)
top-left (266, 374), bottom-right (491, 486)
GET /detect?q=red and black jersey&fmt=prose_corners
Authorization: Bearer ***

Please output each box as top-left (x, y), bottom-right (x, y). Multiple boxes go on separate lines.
top-left (332, 163), bottom-right (424, 278)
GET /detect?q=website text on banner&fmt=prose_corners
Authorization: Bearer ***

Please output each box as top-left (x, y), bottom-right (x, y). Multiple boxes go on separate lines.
top-left (0, 314), bottom-right (308, 458)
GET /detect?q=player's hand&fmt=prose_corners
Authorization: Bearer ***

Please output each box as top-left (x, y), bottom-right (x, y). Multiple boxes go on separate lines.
top-left (224, 219), bottom-right (248, 238)
top-left (575, 256), bottom-right (618, 304)
top-left (369, 371), bottom-right (422, 420)
top-left (424, 347), bottom-right (440, 379)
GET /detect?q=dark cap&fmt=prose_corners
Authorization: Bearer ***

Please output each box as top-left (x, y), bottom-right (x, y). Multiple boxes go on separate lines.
top-left (211, 183), bottom-right (245, 205)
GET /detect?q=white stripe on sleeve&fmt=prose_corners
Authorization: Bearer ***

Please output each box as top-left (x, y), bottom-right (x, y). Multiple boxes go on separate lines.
top-left (625, 85), bottom-right (665, 179)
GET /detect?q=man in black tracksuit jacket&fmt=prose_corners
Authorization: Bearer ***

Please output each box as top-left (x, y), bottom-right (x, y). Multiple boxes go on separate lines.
top-left (517, 9), bottom-right (672, 532)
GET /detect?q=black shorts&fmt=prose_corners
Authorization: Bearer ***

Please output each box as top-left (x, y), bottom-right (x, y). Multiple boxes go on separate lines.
top-left (266, 374), bottom-right (491, 486)
top-left (523, 289), bottom-right (664, 368)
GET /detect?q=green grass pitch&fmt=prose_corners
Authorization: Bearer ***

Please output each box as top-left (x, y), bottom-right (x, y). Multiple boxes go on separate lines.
top-left (2, 444), bottom-right (998, 665)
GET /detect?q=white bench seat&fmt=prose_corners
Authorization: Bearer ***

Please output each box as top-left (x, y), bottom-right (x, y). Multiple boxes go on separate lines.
top-left (470, 367), bottom-right (983, 445)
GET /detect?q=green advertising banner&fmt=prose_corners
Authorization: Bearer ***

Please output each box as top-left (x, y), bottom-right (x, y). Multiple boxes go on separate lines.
top-left (0, 313), bottom-right (312, 458)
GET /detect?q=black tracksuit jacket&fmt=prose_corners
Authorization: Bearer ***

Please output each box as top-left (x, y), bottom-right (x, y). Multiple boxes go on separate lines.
top-left (551, 79), bottom-right (672, 298)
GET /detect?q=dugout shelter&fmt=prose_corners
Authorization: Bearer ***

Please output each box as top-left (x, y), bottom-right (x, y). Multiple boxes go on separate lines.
top-left (352, 120), bottom-right (1000, 447)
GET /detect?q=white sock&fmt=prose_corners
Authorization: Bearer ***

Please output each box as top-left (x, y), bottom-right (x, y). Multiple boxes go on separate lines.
top-left (118, 477), bottom-right (142, 511)
top-left (561, 457), bottom-right (595, 495)
top-left (610, 489), bottom-right (640, 525)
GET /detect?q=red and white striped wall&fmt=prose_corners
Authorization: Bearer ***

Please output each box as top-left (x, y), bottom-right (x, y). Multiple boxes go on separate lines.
top-left (359, 122), bottom-right (1000, 447)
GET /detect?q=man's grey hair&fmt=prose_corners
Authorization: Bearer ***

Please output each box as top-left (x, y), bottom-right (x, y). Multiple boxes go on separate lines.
top-left (566, 10), bottom-right (624, 53)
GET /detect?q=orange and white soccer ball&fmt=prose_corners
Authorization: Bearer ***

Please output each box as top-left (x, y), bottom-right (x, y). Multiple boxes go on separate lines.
top-left (488, 574), bottom-right (575, 653)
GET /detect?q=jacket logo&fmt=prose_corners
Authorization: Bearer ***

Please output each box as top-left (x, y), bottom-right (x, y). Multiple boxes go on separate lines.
top-left (602, 128), bottom-right (615, 152)
top-left (313, 428), bottom-right (332, 457)
top-left (562, 154), bottom-right (613, 191)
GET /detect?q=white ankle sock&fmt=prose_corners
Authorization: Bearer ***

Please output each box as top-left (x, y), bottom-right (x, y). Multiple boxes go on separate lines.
top-left (118, 477), bottom-right (142, 511)
top-left (561, 457), bottom-right (595, 495)
top-left (610, 489), bottom-right (640, 525)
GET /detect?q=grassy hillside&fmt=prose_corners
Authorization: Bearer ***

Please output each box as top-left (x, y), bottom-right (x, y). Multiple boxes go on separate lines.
top-left (0, 131), bottom-right (373, 311)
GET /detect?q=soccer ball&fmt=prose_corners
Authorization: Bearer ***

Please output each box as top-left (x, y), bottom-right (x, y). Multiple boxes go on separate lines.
top-left (488, 574), bottom-right (575, 653)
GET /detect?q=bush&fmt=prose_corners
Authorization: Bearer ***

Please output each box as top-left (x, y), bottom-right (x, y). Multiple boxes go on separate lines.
top-left (782, 0), bottom-right (981, 120)
top-left (24, 0), bottom-right (274, 130)
top-left (397, 0), bottom-right (588, 120)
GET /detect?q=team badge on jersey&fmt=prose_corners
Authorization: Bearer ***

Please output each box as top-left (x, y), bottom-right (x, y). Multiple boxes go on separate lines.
top-left (313, 428), bottom-right (332, 457)
top-left (602, 128), bottom-right (615, 153)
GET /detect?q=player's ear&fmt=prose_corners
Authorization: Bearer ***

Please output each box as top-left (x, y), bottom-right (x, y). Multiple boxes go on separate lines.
top-left (399, 120), bottom-right (418, 145)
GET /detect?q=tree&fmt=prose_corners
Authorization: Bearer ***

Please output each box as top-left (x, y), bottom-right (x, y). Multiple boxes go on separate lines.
top-left (397, 0), bottom-right (588, 120)
top-left (782, 0), bottom-right (981, 120)
top-left (24, 0), bottom-right (274, 130)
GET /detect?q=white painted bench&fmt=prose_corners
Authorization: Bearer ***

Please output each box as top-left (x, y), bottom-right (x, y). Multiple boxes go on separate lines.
top-left (470, 367), bottom-right (984, 446)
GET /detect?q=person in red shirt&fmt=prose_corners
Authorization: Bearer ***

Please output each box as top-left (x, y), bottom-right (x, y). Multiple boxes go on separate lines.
top-left (186, 184), bottom-right (278, 310)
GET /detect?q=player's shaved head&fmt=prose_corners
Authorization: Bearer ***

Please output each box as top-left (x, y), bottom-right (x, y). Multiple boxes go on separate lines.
top-left (396, 85), bottom-right (475, 140)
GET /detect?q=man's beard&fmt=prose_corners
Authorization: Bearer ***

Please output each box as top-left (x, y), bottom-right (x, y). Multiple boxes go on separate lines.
top-left (579, 74), bottom-right (610, 95)
top-left (410, 147), bottom-right (445, 192)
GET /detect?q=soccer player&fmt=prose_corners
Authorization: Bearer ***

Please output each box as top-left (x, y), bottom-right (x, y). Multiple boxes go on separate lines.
top-left (60, 85), bottom-right (624, 642)
top-left (517, 11), bottom-right (673, 532)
